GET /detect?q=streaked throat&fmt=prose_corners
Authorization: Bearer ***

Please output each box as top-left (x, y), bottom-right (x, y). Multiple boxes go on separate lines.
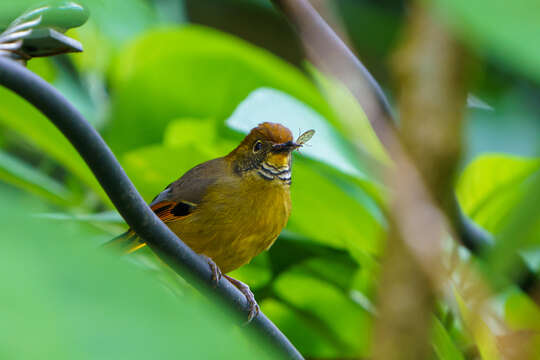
top-left (257, 162), bottom-right (291, 185)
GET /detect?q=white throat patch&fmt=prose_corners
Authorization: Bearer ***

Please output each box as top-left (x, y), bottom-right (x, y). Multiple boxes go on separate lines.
top-left (257, 162), bottom-right (291, 185)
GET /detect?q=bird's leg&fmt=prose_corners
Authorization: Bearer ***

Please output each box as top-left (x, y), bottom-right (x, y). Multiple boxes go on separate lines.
top-left (224, 274), bottom-right (260, 323)
top-left (200, 254), bottom-right (222, 287)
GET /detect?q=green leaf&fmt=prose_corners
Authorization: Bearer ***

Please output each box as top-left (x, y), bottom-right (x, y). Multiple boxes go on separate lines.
top-left (163, 118), bottom-right (218, 149)
top-left (0, 0), bottom-right (89, 30)
top-left (271, 261), bottom-right (372, 358)
top-left (79, 0), bottom-right (159, 44)
top-left (27, 58), bottom-right (56, 83)
top-left (34, 210), bottom-right (123, 224)
top-left (457, 154), bottom-right (540, 284)
top-left (289, 158), bottom-right (385, 258)
top-left (504, 290), bottom-right (540, 331)
top-left (260, 298), bottom-right (338, 358)
top-left (0, 186), bottom-right (278, 360)
top-left (433, 0), bottom-right (540, 83)
top-left (431, 316), bottom-right (466, 360)
top-left (503, 291), bottom-right (540, 358)
top-left (228, 252), bottom-right (273, 290)
top-left (0, 150), bottom-right (71, 205)
top-left (456, 154), bottom-right (540, 233)
top-left (163, 117), bottom-right (238, 157)
top-left (105, 26), bottom-right (336, 155)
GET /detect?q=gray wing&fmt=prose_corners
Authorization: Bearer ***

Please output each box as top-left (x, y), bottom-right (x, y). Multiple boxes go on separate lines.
top-left (149, 157), bottom-right (227, 209)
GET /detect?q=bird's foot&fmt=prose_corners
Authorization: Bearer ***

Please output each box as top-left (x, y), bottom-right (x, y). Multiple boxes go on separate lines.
top-left (200, 254), bottom-right (222, 287)
top-left (224, 274), bottom-right (260, 323)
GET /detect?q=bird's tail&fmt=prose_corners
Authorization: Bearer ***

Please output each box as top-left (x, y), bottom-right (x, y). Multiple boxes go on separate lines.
top-left (103, 229), bottom-right (147, 254)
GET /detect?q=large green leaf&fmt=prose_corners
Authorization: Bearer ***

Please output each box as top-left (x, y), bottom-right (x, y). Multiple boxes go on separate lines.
top-left (0, 186), bottom-right (278, 360)
top-left (433, 0), bottom-right (540, 83)
top-left (105, 26), bottom-right (336, 154)
top-left (456, 154), bottom-right (540, 233)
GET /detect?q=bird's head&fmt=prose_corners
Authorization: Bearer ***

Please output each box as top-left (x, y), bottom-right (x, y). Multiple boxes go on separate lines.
top-left (228, 122), bottom-right (300, 184)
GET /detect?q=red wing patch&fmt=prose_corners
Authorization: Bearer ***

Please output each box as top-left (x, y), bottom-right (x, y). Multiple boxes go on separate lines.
top-left (151, 200), bottom-right (196, 223)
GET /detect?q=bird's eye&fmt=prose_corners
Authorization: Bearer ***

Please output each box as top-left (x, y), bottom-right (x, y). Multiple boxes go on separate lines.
top-left (253, 140), bottom-right (263, 153)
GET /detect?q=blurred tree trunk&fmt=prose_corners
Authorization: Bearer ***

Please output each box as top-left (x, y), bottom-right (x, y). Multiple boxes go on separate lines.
top-left (373, 3), bottom-right (469, 360)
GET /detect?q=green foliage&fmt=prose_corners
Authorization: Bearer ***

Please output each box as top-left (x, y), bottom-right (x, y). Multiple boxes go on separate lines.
top-left (453, 288), bottom-right (500, 360)
top-left (434, 0), bottom-right (540, 83)
top-left (0, 18), bottom-right (385, 358)
top-left (308, 65), bottom-right (390, 166)
top-left (0, 186), bottom-right (277, 360)
top-left (2, 2), bottom-right (540, 359)
top-left (0, 150), bottom-right (71, 205)
top-left (431, 316), bottom-right (466, 360)
top-left (457, 154), bottom-right (540, 281)
top-left (456, 154), bottom-right (540, 234)
top-left (457, 154), bottom-right (540, 358)
top-left (105, 26), bottom-right (336, 155)
top-left (505, 290), bottom-right (540, 331)
top-left (226, 88), bottom-right (385, 255)
top-left (0, 85), bottom-right (109, 202)
top-left (227, 87), bottom-right (368, 179)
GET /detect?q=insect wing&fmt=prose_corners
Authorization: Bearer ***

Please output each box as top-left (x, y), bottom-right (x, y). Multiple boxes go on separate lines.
top-left (296, 129), bottom-right (315, 145)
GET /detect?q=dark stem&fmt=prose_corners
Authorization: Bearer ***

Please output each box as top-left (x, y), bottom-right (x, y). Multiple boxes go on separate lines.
top-left (0, 57), bottom-right (303, 360)
top-left (270, 0), bottom-right (396, 148)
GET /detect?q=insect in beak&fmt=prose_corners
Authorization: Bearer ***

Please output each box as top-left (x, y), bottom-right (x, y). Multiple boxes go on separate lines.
top-left (295, 129), bottom-right (315, 146)
top-left (272, 141), bottom-right (301, 153)
top-left (271, 129), bottom-right (315, 153)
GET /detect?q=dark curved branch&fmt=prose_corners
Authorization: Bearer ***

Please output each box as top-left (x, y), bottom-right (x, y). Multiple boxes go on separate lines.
top-left (270, 0), bottom-right (537, 293)
top-left (0, 57), bottom-right (303, 360)
top-left (270, 0), bottom-right (396, 149)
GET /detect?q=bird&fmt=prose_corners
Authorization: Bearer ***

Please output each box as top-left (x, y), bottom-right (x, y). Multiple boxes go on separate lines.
top-left (107, 122), bottom-right (314, 321)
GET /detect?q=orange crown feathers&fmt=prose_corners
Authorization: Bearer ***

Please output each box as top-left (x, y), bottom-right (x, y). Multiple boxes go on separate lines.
top-left (246, 122), bottom-right (293, 144)
top-left (229, 123), bottom-right (294, 157)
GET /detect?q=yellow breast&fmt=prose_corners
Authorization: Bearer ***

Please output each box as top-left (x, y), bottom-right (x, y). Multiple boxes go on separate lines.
top-left (168, 172), bottom-right (291, 273)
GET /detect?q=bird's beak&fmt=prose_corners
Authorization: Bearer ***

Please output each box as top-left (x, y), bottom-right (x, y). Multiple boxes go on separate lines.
top-left (267, 141), bottom-right (299, 169)
top-left (271, 141), bottom-right (301, 153)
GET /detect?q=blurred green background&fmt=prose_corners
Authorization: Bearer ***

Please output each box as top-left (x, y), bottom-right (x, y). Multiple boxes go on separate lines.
top-left (0, 0), bottom-right (539, 359)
